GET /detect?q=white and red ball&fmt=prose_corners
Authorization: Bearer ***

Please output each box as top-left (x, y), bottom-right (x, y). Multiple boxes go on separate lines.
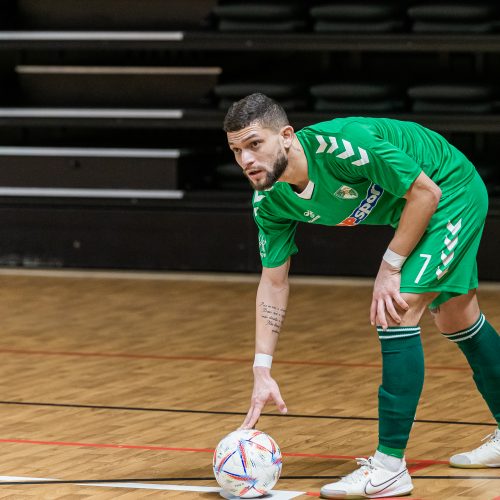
top-left (213, 429), bottom-right (282, 498)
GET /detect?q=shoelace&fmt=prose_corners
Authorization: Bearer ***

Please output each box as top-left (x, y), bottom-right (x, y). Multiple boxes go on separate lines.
top-left (472, 430), bottom-right (500, 453)
top-left (342, 458), bottom-right (375, 485)
top-left (479, 430), bottom-right (500, 446)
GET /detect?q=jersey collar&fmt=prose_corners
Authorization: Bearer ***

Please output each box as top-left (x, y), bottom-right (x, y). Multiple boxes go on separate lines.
top-left (294, 180), bottom-right (315, 200)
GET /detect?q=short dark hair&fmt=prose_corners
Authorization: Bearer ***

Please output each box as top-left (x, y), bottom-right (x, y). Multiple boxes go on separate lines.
top-left (223, 93), bottom-right (289, 133)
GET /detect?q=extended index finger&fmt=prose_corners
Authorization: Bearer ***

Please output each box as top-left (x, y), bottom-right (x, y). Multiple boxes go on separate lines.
top-left (240, 402), bottom-right (263, 430)
top-left (239, 405), bottom-right (255, 430)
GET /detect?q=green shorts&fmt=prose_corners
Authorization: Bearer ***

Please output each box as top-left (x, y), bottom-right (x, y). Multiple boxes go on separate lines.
top-left (400, 171), bottom-right (488, 309)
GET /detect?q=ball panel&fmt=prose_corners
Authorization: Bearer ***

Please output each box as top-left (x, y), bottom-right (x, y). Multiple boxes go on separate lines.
top-left (213, 429), bottom-right (282, 498)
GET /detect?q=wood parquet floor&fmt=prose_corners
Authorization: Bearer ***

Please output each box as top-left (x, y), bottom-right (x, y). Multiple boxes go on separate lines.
top-left (0, 270), bottom-right (497, 499)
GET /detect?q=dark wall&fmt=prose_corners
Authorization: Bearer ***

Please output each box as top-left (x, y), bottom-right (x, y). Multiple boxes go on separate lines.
top-left (0, 0), bottom-right (498, 277)
top-left (0, 202), bottom-right (499, 281)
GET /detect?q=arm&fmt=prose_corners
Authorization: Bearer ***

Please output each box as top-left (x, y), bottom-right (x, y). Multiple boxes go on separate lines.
top-left (370, 171), bottom-right (442, 329)
top-left (240, 259), bottom-right (290, 429)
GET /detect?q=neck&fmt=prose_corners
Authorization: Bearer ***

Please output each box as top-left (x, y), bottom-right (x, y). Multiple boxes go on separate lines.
top-left (279, 136), bottom-right (309, 192)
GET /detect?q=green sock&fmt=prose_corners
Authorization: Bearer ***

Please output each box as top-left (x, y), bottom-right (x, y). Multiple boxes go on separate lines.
top-left (442, 314), bottom-right (500, 425)
top-left (377, 326), bottom-right (424, 458)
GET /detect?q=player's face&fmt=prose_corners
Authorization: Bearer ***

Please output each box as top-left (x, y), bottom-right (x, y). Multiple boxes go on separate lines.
top-left (227, 123), bottom-right (288, 191)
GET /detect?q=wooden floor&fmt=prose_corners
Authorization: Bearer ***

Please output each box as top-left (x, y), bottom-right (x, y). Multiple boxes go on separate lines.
top-left (0, 270), bottom-right (498, 499)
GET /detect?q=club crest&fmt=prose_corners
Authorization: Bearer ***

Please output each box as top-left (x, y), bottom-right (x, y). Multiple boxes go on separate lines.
top-left (334, 185), bottom-right (359, 199)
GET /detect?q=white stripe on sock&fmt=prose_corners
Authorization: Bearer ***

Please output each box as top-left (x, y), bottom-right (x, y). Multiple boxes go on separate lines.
top-left (445, 315), bottom-right (485, 342)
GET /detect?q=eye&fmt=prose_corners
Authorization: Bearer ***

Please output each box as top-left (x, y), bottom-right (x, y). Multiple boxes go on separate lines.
top-left (251, 141), bottom-right (260, 148)
top-left (232, 147), bottom-right (241, 155)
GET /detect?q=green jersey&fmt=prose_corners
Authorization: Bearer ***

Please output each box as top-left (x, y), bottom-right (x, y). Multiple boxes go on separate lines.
top-left (254, 117), bottom-right (477, 268)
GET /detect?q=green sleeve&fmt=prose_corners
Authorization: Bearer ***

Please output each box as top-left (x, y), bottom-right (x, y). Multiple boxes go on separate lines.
top-left (253, 206), bottom-right (298, 268)
top-left (333, 122), bottom-right (423, 198)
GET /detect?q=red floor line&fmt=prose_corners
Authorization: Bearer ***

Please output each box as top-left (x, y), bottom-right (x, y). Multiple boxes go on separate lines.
top-left (0, 438), bottom-right (448, 466)
top-left (0, 348), bottom-right (469, 372)
top-left (408, 463), bottom-right (434, 474)
top-left (0, 438), bottom-right (214, 453)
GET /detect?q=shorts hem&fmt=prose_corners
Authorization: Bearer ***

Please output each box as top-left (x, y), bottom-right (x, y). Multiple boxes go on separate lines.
top-left (400, 284), bottom-right (478, 309)
top-left (400, 285), bottom-right (475, 295)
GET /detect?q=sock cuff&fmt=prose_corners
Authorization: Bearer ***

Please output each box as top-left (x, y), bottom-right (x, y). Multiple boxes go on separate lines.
top-left (377, 444), bottom-right (405, 459)
top-left (441, 313), bottom-right (485, 343)
top-left (377, 326), bottom-right (421, 340)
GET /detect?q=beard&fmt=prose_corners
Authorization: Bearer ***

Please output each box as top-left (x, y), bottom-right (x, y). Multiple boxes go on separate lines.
top-left (247, 150), bottom-right (288, 191)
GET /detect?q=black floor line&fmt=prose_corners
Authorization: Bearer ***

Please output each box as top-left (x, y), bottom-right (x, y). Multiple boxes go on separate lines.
top-left (0, 474), bottom-right (498, 487)
top-left (0, 478), bottom-right (214, 486)
top-left (0, 400), bottom-right (495, 428)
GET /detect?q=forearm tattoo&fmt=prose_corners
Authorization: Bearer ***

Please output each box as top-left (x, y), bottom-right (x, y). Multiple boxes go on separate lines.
top-left (259, 302), bottom-right (286, 334)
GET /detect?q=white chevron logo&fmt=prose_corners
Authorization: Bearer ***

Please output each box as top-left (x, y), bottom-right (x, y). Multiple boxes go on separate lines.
top-left (336, 139), bottom-right (354, 159)
top-left (327, 137), bottom-right (338, 154)
top-left (447, 219), bottom-right (462, 235)
top-left (436, 218), bottom-right (462, 280)
top-left (436, 267), bottom-right (448, 280)
top-left (315, 136), bottom-right (369, 166)
top-left (315, 135), bottom-right (339, 154)
top-left (444, 235), bottom-right (458, 251)
top-left (316, 135), bottom-right (327, 153)
top-left (352, 148), bottom-right (369, 166)
top-left (441, 250), bottom-right (454, 266)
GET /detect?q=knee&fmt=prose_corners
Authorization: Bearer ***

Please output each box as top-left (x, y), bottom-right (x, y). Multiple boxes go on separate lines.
top-left (431, 291), bottom-right (480, 333)
top-left (395, 292), bottom-right (436, 326)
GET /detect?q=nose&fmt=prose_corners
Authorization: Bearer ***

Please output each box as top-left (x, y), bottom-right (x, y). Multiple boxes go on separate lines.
top-left (241, 149), bottom-right (255, 169)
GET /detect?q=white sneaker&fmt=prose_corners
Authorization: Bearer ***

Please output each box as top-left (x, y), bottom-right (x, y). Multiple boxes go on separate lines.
top-left (450, 429), bottom-right (500, 468)
top-left (320, 457), bottom-right (413, 499)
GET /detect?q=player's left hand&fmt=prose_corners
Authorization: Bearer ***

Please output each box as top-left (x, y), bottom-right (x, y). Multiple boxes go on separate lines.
top-left (370, 259), bottom-right (409, 329)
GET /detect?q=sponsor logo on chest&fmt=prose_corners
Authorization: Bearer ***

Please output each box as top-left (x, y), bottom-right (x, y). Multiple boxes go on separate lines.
top-left (337, 183), bottom-right (384, 226)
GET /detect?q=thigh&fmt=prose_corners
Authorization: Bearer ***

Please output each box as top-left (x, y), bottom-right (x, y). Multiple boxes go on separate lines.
top-left (430, 289), bottom-right (481, 333)
top-left (400, 172), bottom-right (487, 308)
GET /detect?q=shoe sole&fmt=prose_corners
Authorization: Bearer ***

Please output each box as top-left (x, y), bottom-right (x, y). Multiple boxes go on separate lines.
top-left (320, 486), bottom-right (413, 499)
top-left (450, 462), bottom-right (500, 469)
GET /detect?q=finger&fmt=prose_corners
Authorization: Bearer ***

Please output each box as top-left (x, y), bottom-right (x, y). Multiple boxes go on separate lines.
top-left (272, 391), bottom-right (288, 414)
top-left (377, 299), bottom-right (387, 330)
top-left (393, 293), bottom-right (409, 311)
top-left (370, 299), bottom-right (377, 326)
top-left (385, 296), bottom-right (401, 324)
top-left (239, 405), bottom-right (256, 430)
top-left (246, 402), bottom-right (264, 430)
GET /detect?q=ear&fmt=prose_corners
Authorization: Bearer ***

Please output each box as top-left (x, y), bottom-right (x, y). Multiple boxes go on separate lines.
top-left (280, 125), bottom-right (295, 149)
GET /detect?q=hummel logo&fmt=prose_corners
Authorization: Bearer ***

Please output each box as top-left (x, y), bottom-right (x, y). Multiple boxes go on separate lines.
top-left (315, 135), bottom-right (370, 166)
top-left (304, 210), bottom-right (320, 223)
top-left (254, 192), bottom-right (265, 203)
top-left (364, 469), bottom-right (407, 495)
top-left (258, 233), bottom-right (267, 258)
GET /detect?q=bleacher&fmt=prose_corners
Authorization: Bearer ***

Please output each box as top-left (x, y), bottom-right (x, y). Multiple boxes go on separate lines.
top-left (0, 0), bottom-right (499, 277)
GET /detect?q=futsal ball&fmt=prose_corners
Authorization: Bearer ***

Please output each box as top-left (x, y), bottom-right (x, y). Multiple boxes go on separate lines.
top-left (213, 429), bottom-right (282, 498)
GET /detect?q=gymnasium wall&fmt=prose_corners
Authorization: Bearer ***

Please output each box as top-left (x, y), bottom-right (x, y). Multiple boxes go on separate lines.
top-left (0, 0), bottom-right (499, 278)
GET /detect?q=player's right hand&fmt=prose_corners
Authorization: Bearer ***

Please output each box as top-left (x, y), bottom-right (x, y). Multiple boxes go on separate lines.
top-left (239, 368), bottom-right (287, 430)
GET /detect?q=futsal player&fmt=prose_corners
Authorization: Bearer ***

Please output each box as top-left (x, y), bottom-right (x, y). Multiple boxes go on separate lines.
top-left (224, 93), bottom-right (500, 499)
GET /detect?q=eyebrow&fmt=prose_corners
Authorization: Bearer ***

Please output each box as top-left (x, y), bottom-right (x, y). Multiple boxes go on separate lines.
top-left (228, 133), bottom-right (260, 146)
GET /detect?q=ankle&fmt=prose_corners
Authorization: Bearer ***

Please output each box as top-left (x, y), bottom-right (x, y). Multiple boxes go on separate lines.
top-left (374, 450), bottom-right (404, 472)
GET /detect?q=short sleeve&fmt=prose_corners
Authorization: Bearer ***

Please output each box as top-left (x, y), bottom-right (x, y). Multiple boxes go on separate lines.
top-left (333, 123), bottom-right (423, 198)
top-left (254, 205), bottom-right (298, 268)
